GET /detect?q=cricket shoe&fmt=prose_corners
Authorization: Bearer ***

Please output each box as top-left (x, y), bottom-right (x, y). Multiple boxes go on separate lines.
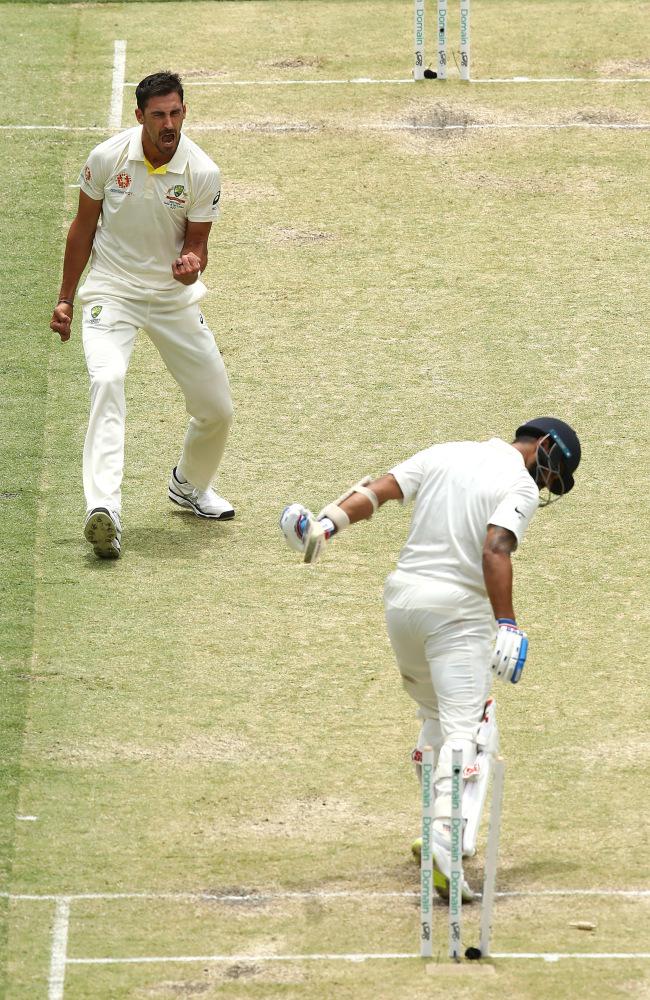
top-left (411, 838), bottom-right (450, 897)
top-left (431, 827), bottom-right (475, 902)
top-left (84, 507), bottom-right (122, 559)
top-left (168, 467), bottom-right (235, 520)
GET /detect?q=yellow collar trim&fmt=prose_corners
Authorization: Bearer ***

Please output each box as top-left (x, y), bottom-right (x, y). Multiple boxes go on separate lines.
top-left (144, 157), bottom-right (168, 175)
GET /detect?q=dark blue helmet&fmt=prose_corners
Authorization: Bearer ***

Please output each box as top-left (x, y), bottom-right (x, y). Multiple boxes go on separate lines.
top-left (515, 418), bottom-right (581, 496)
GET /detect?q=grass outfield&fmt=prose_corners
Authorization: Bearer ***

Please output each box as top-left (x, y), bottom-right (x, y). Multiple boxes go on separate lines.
top-left (2, 1), bottom-right (649, 997)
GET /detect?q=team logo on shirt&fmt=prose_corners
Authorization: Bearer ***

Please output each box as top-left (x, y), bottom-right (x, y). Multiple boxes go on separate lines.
top-left (116, 172), bottom-right (132, 190)
top-left (90, 306), bottom-right (103, 320)
top-left (163, 184), bottom-right (188, 209)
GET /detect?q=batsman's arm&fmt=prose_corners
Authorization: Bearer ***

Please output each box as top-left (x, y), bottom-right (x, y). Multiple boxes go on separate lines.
top-left (335, 474), bottom-right (404, 523)
top-left (482, 524), bottom-right (518, 621)
top-left (280, 475), bottom-right (403, 563)
top-left (50, 191), bottom-right (102, 342)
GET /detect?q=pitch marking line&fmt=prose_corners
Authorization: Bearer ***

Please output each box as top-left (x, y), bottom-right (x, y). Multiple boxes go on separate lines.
top-left (47, 899), bottom-right (69, 1000)
top-left (108, 40), bottom-right (127, 129)
top-left (65, 951), bottom-right (650, 966)
top-left (1, 122), bottom-right (649, 135)
top-left (122, 76), bottom-right (650, 87)
top-left (6, 888), bottom-right (650, 902)
top-left (19, 888), bottom-right (645, 995)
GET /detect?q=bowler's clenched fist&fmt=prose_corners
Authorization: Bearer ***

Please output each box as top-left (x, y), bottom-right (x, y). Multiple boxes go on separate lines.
top-left (50, 302), bottom-right (73, 342)
top-left (172, 252), bottom-right (201, 284)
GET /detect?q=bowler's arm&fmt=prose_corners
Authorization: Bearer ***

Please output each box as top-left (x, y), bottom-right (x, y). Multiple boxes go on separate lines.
top-left (50, 191), bottom-right (102, 341)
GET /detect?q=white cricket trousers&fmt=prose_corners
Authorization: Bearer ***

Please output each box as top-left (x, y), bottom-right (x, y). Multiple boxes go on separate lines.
top-left (383, 569), bottom-right (495, 783)
top-left (79, 281), bottom-right (233, 513)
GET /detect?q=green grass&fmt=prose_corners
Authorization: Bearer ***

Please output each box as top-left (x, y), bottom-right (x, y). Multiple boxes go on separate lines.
top-left (2, 2), bottom-right (650, 998)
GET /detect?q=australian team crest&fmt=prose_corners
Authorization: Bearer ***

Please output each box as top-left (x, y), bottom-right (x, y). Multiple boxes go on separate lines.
top-left (164, 184), bottom-right (188, 209)
top-left (90, 305), bottom-right (103, 320)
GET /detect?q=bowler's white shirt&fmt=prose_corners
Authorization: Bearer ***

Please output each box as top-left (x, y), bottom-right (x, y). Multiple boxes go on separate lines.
top-left (79, 127), bottom-right (221, 294)
top-left (390, 438), bottom-right (539, 603)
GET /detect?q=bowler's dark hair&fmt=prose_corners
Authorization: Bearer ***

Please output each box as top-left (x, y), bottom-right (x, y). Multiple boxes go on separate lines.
top-left (136, 72), bottom-right (184, 111)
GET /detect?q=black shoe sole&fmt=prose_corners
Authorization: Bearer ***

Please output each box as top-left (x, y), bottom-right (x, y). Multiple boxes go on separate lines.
top-left (84, 509), bottom-right (121, 559)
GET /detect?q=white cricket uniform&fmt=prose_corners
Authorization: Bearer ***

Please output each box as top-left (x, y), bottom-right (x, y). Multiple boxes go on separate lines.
top-left (77, 126), bottom-right (232, 512)
top-left (383, 438), bottom-right (538, 778)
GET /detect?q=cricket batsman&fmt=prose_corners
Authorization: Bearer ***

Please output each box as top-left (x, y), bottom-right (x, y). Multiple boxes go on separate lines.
top-left (280, 418), bottom-right (581, 897)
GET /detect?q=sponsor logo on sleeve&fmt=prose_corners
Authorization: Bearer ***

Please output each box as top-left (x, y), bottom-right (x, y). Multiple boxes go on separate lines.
top-left (84, 165), bottom-right (92, 183)
top-left (212, 190), bottom-right (221, 207)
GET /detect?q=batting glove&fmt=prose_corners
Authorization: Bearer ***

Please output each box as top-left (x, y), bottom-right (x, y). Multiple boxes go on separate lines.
top-left (280, 503), bottom-right (327, 563)
top-left (490, 619), bottom-right (528, 684)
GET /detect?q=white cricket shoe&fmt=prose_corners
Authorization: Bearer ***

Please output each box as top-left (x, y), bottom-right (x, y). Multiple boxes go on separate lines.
top-left (431, 826), bottom-right (475, 902)
top-left (168, 467), bottom-right (235, 520)
top-left (84, 507), bottom-right (122, 559)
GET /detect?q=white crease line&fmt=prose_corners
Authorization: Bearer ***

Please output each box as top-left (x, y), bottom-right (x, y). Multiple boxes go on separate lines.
top-left (125, 77), bottom-right (414, 87)
top-left (122, 76), bottom-right (650, 87)
top-left (372, 122), bottom-right (650, 131)
top-left (68, 952), bottom-right (416, 964)
top-left (1, 121), bottom-right (648, 135)
top-left (471, 76), bottom-right (650, 84)
top-left (492, 952), bottom-right (650, 962)
top-left (0, 125), bottom-right (107, 132)
top-left (498, 889), bottom-right (650, 897)
top-left (4, 888), bottom-right (649, 902)
top-left (48, 899), bottom-right (70, 1000)
top-left (108, 40), bottom-right (127, 129)
top-left (65, 951), bottom-right (650, 966)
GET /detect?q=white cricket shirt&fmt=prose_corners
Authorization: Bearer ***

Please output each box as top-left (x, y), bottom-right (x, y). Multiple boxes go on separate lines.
top-left (390, 438), bottom-right (539, 602)
top-left (79, 126), bottom-right (221, 293)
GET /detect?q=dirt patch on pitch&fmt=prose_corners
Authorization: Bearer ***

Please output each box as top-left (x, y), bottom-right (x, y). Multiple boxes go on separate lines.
top-left (568, 107), bottom-right (644, 125)
top-left (222, 179), bottom-right (279, 203)
top-left (177, 68), bottom-right (229, 80)
top-left (240, 120), bottom-right (319, 134)
top-left (261, 56), bottom-right (324, 70)
top-left (382, 99), bottom-right (503, 153)
top-left (598, 57), bottom-right (650, 76)
top-left (190, 118), bottom-right (319, 134)
top-left (138, 960), bottom-right (305, 997)
top-left (271, 227), bottom-right (336, 244)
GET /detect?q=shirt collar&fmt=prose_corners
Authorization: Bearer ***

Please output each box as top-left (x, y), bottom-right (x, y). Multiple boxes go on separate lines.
top-left (128, 127), bottom-right (189, 174)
